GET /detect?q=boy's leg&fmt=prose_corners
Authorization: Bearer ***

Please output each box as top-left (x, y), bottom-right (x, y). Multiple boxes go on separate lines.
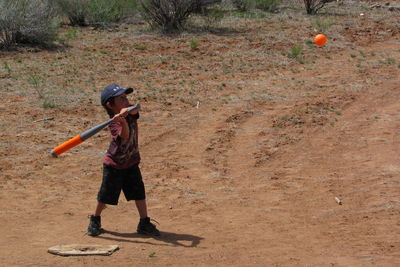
top-left (88, 202), bottom-right (106, 236)
top-left (88, 165), bottom-right (122, 237)
top-left (95, 202), bottom-right (106, 216)
top-left (122, 165), bottom-right (160, 236)
top-left (136, 199), bottom-right (160, 236)
top-left (87, 213), bottom-right (102, 236)
top-left (135, 199), bottom-right (148, 218)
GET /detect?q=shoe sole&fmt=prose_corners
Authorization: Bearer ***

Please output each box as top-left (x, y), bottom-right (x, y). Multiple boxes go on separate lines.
top-left (137, 230), bottom-right (160, 236)
top-left (87, 228), bottom-right (104, 237)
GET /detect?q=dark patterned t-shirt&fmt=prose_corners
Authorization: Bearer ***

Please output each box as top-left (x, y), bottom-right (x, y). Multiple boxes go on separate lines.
top-left (103, 113), bottom-right (140, 169)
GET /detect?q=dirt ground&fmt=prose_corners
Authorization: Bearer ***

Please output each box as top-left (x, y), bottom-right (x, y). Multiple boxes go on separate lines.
top-left (0, 1), bottom-right (399, 266)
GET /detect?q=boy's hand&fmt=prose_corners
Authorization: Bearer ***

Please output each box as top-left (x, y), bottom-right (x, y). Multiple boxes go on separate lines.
top-left (113, 104), bottom-right (140, 125)
top-left (121, 104), bottom-right (140, 116)
top-left (112, 113), bottom-right (127, 124)
top-left (119, 107), bottom-right (130, 118)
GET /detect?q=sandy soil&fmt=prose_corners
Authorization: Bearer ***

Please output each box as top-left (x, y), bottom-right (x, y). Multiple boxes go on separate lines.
top-left (0, 1), bottom-right (399, 266)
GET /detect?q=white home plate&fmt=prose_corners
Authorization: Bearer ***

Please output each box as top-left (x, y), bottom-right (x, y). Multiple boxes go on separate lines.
top-left (48, 244), bottom-right (119, 256)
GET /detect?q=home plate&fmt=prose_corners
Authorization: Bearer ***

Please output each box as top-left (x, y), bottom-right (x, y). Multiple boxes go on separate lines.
top-left (48, 244), bottom-right (119, 256)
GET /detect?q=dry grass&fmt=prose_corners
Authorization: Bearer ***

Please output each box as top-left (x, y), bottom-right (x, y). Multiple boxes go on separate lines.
top-left (0, 0), bottom-right (398, 113)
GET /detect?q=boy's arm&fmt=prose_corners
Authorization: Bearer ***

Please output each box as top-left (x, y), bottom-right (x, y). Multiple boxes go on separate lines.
top-left (112, 115), bottom-right (129, 141)
top-left (113, 105), bottom-right (140, 141)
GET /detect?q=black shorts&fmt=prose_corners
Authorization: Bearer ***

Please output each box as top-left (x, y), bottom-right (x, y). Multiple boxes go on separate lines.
top-left (97, 164), bottom-right (146, 205)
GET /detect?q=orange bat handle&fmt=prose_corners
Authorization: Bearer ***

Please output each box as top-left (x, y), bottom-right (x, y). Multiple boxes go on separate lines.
top-left (51, 135), bottom-right (84, 157)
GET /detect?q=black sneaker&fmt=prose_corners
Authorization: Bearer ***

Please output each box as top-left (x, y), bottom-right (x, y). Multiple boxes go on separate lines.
top-left (137, 217), bottom-right (160, 236)
top-left (87, 215), bottom-right (102, 236)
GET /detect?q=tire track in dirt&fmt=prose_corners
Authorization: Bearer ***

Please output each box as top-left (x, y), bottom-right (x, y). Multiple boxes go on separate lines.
top-left (139, 108), bottom-right (229, 203)
top-left (204, 108), bottom-right (254, 179)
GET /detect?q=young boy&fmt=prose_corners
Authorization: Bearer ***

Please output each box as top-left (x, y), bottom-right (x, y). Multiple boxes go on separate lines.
top-left (87, 83), bottom-right (160, 237)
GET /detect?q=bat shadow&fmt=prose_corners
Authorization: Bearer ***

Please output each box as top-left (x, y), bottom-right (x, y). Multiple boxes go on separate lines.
top-left (96, 229), bottom-right (203, 248)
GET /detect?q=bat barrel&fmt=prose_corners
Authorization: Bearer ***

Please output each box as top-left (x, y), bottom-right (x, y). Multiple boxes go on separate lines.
top-left (51, 135), bottom-right (84, 157)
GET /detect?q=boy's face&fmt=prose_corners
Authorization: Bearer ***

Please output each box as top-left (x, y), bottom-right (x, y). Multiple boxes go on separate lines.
top-left (109, 94), bottom-right (130, 113)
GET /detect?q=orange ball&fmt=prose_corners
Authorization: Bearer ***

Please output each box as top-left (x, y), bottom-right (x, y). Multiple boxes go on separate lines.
top-left (314, 34), bottom-right (327, 46)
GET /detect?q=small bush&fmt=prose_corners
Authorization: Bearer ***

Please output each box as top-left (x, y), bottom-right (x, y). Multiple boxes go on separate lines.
top-left (232, 0), bottom-right (280, 13)
top-left (287, 45), bottom-right (305, 63)
top-left (139, 0), bottom-right (199, 33)
top-left (55, 0), bottom-right (88, 26)
top-left (190, 39), bottom-right (199, 50)
top-left (311, 17), bottom-right (335, 32)
top-left (87, 0), bottom-right (138, 27)
top-left (200, 6), bottom-right (224, 29)
top-left (303, 0), bottom-right (335, 15)
top-left (255, 0), bottom-right (280, 12)
top-left (193, 0), bottom-right (222, 13)
top-left (231, 0), bottom-right (255, 12)
top-left (56, 0), bottom-right (138, 27)
top-left (288, 45), bottom-right (303, 59)
top-left (0, 0), bottom-right (59, 49)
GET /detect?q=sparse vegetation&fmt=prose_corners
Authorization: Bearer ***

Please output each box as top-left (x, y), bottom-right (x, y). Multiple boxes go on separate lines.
top-left (230, 0), bottom-right (280, 15)
top-left (379, 58), bottom-right (396, 65)
top-left (86, 0), bottom-right (138, 27)
top-left (55, 0), bottom-right (88, 26)
top-left (303, 0), bottom-right (334, 15)
top-left (385, 58), bottom-right (396, 65)
top-left (287, 45), bottom-right (305, 63)
top-left (190, 39), bottom-right (199, 50)
top-left (139, 0), bottom-right (199, 33)
top-left (288, 45), bottom-right (303, 58)
top-left (201, 7), bottom-right (225, 29)
top-left (29, 74), bottom-right (45, 99)
top-left (311, 17), bottom-right (335, 32)
top-left (56, 0), bottom-right (138, 27)
top-left (64, 28), bottom-right (78, 40)
top-left (0, 0), bottom-right (59, 49)
top-left (255, 0), bottom-right (281, 12)
top-left (3, 61), bottom-right (12, 76)
top-left (134, 45), bottom-right (147, 50)
top-left (232, 0), bottom-right (255, 12)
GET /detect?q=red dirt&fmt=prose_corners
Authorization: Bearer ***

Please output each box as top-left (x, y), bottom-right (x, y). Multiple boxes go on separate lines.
top-left (0, 1), bottom-right (399, 266)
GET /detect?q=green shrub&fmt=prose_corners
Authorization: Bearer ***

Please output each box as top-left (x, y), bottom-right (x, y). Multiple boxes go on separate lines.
top-left (288, 45), bottom-right (305, 63)
top-left (190, 39), bottom-right (199, 50)
top-left (288, 45), bottom-right (303, 58)
top-left (0, 0), bottom-right (59, 49)
top-left (55, 0), bottom-right (88, 26)
top-left (303, 0), bottom-right (334, 15)
top-left (201, 7), bottom-right (224, 29)
top-left (139, 0), bottom-right (199, 33)
top-left (255, 0), bottom-right (280, 12)
top-left (231, 0), bottom-right (255, 12)
top-left (311, 17), bottom-right (335, 32)
top-left (87, 0), bottom-right (138, 27)
top-left (56, 0), bottom-right (138, 27)
top-left (232, 0), bottom-right (279, 13)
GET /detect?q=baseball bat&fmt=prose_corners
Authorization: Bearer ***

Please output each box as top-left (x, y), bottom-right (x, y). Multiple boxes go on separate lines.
top-left (51, 104), bottom-right (141, 157)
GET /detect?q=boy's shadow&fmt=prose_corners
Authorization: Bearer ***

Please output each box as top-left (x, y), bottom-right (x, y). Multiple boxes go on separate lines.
top-left (97, 229), bottom-right (203, 248)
